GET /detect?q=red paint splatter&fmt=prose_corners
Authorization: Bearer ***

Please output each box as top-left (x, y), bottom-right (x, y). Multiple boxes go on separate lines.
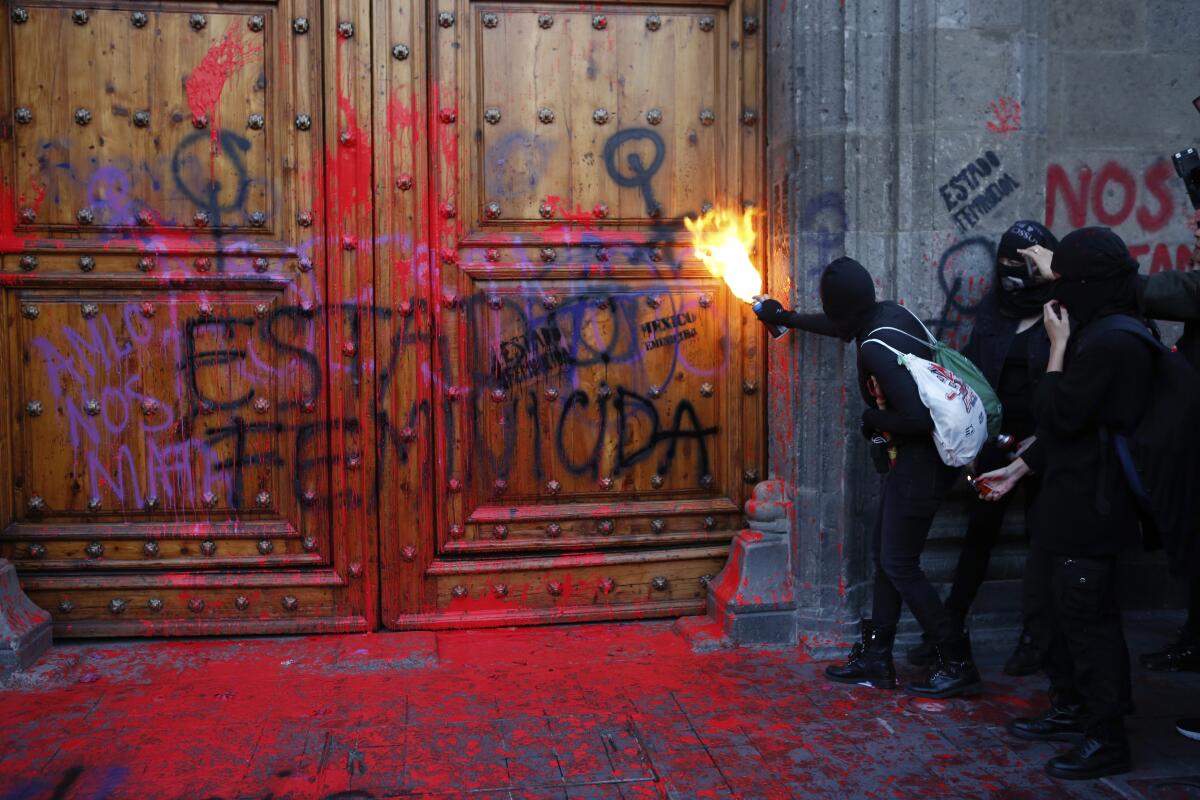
top-left (185, 27), bottom-right (262, 149)
top-left (986, 97), bottom-right (1021, 135)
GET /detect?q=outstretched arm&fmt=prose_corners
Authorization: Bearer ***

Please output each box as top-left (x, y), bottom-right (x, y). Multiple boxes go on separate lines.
top-left (754, 299), bottom-right (841, 338)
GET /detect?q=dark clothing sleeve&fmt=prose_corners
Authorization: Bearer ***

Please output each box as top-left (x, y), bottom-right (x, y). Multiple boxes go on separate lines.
top-left (961, 325), bottom-right (981, 368)
top-left (1033, 343), bottom-right (1124, 440)
top-left (1021, 436), bottom-right (1046, 473)
top-left (859, 340), bottom-right (936, 436)
top-left (1030, 325), bottom-right (1155, 557)
top-left (1142, 271), bottom-right (1200, 322)
top-left (781, 311), bottom-right (841, 338)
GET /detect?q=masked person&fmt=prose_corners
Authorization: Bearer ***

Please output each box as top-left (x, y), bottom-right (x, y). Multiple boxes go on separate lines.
top-left (755, 257), bottom-right (983, 699)
top-left (1135, 211), bottom-right (1200, 743)
top-left (977, 227), bottom-right (1151, 780)
top-left (907, 221), bottom-right (1057, 677)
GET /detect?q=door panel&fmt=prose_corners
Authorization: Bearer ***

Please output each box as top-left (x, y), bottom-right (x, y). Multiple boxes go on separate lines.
top-left (388, 0), bottom-right (763, 627)
top-left (1, 0), bottom-right (763, 634)
top-left (11, 7), bottom-right (275, 233)
top-left (1, 0), bottom-right (373, 636)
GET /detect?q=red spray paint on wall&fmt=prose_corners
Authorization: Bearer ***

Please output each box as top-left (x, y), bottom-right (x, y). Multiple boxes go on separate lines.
top-left (185, 27), bottom-right (262, 151)
top-left (1046, 160), bottom-right (1194, 272)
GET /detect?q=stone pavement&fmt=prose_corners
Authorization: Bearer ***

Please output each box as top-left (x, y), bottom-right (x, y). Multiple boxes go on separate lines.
top-left (1, 613), bottom-right (1197, 800)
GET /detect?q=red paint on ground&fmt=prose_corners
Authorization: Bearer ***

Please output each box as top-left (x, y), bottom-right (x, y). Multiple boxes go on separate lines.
top-left (0, 619), bottom-right (1140, 798)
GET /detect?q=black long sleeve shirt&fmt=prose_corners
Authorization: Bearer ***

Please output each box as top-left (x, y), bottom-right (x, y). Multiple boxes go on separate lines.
top-left (783, 302), bottom-right (936, 440)
top-left (1027, 323), bottom-right (1153, 555)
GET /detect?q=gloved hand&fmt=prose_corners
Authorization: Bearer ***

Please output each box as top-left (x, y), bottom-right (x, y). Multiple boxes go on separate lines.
top-left (753, 298), bottom-right (791, 326)
top-left (860, 420), bottom-right (893, 474)
top-left (868, 439), bottom-right (893, 474)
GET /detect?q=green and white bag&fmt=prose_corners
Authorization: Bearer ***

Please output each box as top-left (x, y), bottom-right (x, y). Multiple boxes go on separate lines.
top-left (868, 307), bottom-right (1003, 440)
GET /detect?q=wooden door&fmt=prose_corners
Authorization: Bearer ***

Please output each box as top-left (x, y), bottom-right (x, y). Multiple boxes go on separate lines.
top-left (383, 0), bottom-right (765, 627)
top-left (1, 0), bottom-right (764, 635)
top-left (0, 1), bottom-right (377, 635)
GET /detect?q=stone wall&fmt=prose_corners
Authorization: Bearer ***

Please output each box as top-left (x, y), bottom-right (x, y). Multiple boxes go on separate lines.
top-left (765, 0), bottom-right (1200, 654)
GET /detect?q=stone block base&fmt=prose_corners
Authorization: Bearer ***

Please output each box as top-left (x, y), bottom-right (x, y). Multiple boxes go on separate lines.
top-left (0, 559), bottom-right (53, 675)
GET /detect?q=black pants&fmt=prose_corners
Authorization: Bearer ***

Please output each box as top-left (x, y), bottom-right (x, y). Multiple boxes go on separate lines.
top-left (1188, 577), bottom-right (1200, 637)
top-left (1042, 549), bottom-right (1131, 734)
top-left (945, 445), bottom-right (1051, 651)
top-left (870, 444), bottom-right (958, 643)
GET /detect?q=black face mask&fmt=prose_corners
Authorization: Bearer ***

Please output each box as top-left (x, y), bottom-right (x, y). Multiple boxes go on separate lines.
top-left (996, 259), bottom-right (1055, 319)
top-left (1052, 273), bottom-right (1140, 328)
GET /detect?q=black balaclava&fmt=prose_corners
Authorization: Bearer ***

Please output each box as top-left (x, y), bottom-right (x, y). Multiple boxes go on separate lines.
top-left (819, 257), bottom-right (878, 341)
top-left (1050, 227), bottom-right (1141, 328)
top-left (996, 220), bottom-right (1059, 319)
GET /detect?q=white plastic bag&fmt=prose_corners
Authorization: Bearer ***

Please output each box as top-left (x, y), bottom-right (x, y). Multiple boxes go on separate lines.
top-left (861, 337), bottom-right (987, 467)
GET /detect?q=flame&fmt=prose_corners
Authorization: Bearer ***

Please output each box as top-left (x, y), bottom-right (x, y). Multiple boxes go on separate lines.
top-left (684, 208), bottom-right (762, 304)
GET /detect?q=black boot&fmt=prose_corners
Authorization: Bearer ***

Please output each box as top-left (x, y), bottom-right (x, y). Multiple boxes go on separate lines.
top-left (825, 620), bottom-right (897, 689)
top-left (908, 611), bottom-right (963, 667)
top-left (1045, 723), bottom-right (1132, 780)
top-left (1004, 625), bottom-right (1046, 677)
top-left (906, 635), bottom-right (983, 698)
top-left (1008, 700), bottom-right (1086, 742)
top-left (906, 633), bottom-right (938, 668)
top-left (1139, 627), bottom-right (1200, 672)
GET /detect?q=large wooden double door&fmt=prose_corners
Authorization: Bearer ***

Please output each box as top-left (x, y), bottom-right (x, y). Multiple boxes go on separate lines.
top-left (0, 0), bottom-right (764, 635)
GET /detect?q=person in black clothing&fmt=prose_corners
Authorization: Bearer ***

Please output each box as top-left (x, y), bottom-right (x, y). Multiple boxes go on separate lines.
top-left (755, 257), bottom-right (983, 699)
top-left (978, 227), bottom-right (1152, 780)
top-left (1136, 213), bottom-right (1200, 742)
top-left (907, 221), bottom-right (1058, 677)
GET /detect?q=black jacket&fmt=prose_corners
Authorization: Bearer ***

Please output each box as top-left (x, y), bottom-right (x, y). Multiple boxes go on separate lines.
top-left (1142, 270), bottom-right (1200, 372)
top-left (962, 292), bottom-right (1051, 463)
top-left (785, 301), bottom-right (936, 442)
top-left (962, 294), bottom-right (1051, 402)
top-left (1023, 320), bottom-right (1154, 556)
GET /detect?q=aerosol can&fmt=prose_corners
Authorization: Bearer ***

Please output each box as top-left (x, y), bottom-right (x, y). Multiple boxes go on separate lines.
top-left (751, 295), bottom-right (790, 339)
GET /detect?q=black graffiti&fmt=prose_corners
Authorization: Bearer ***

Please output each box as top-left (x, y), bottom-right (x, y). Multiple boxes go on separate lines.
top-left (643, 326), bottom-right (697, 352)
top-left (602, 128), bottom-right (665, 216)
top-left (171, 130), bottom-right (254, 212)
top-left (183, 316), bottom-right (256, 411)
top-left (555, 386), bottom-right (717, 480)
top-left (170, 290), bottom-right (721, 512)
top-left (204, 418), bottom-right (286, 508)
top-left (171, 129), bottom-right (254, 273)
top-left (938, 150), bottom-right (1021, 234)
top-left (490, 323), bottom-right (575, 389)
top-left (931, 235), bottom-right (995, 345)
top-left (258, 305), bottom-right (323, 405)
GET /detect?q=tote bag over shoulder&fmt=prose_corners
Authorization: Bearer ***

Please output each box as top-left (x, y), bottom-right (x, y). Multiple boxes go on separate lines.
top-left (867, 307), bottom-right (1004, 439)
top-left (860, 336), bottom-right (988, 467)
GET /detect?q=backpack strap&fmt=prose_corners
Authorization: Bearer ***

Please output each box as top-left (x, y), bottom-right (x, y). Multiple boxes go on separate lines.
top-left (1083, 314), bottom-right (1166, 353)
top-left (899, 305), bottom-right (940, 348)
top-left (861, 338), bottom-right (907, 364)
top-left (866, 325), bottom-right (938, 353)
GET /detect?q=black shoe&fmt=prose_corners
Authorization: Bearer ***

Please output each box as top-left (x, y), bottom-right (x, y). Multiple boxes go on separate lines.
top-left (1045, 730), bottom-right (1132, 781)
top-left (1177, 718), bottom-right (1200, 741)
top-left (906, 636), bottom-right (938, 668)
top-left (1003, 627), bottom-right (1046, 677)
top-left (906, 635), bottom-right (983, 699)
top-left (825, 619), bottom-right (897, 690)
top-left (1008, 703), bottom-right (1086, 743)
top-left (1139, 628), bottom-right (1200, 672)
top-left (908, 611), bottom-right (963, 667)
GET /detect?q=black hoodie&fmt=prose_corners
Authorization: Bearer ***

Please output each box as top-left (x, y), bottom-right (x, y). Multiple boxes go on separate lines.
top-left (779, 258), bottom-right (937, 440)
top-left (1023, 228), bottom-right (1154, 555)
